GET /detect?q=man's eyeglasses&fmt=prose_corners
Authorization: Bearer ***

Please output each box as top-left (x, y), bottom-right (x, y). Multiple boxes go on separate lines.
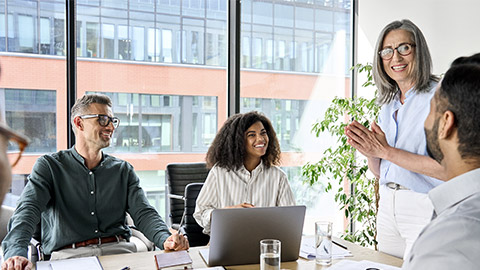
top-left (378, 43), bottom-right (415, 60)
top-left (0, 124), bottom-right (30, 168)
top-left (80, 114), bottom-right (120, 128)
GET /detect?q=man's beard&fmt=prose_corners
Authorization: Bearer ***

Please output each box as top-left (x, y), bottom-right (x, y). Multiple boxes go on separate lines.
top-left (425, 117), bottom-right (444, 163)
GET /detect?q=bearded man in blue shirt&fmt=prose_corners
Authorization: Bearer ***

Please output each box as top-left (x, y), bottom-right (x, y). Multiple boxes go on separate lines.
top-left (403, 53), bottom-right (480, 269)
top-left (2, 94), bottom-right (189, 270)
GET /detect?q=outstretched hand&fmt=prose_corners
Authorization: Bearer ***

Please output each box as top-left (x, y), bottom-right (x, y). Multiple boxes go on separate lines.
top-left (345, 120), bottom-right (390, 159)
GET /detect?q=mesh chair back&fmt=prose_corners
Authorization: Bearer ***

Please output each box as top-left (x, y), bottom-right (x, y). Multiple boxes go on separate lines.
top-left (166, 162), bottom-right (209, 229)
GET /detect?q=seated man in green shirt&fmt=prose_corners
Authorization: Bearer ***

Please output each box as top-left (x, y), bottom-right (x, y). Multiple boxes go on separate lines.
top-left (1, 94), bottom-right (189, 270)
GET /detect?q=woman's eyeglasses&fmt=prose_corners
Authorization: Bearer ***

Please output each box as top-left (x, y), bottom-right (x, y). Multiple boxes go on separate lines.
top-left (80, 114), bottom-right (120, 128)
top-left (378, 43), bottom-right (415, 60)
top-left (0, 124), bottom-right (30, 168)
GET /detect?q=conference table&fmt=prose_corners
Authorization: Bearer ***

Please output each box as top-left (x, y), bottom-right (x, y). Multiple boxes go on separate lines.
top-left (98, 238), bottom-right (403, 270)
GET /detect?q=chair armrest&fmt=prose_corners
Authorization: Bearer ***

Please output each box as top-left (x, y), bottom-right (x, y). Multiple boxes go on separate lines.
top-left (29, 237), bottom-right (43, 262)
top-left (129, 226), bottom-right (155, 251)
top-left (168, 194), bottom-right (184, 201)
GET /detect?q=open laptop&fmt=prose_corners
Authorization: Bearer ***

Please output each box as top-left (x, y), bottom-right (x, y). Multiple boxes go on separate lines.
top-left (199, 205), bottom-right (306, 266)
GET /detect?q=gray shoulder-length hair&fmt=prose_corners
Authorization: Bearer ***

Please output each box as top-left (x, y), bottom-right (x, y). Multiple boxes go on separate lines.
top-left (373, 19), bottom-right (439, 105)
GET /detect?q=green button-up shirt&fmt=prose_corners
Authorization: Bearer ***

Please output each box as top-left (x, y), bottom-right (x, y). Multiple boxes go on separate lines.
top-left (2, 147), bottom-right (171, 259)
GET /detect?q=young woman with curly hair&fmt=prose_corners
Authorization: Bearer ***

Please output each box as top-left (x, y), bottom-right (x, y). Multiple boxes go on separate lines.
top-left (193, 111), bottom-right (295, 235)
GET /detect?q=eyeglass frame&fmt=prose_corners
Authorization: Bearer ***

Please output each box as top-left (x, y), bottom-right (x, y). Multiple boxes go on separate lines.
top-left (79, 114), bottom-right (120, 128)
top-left (378, 43), bottom-right (416, 60)
top-left (0, 124), bottom-right (30, 168)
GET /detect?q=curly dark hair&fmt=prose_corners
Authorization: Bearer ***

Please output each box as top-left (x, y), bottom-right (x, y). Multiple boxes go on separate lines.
top-left (206, 111), bottom-right (281, 170)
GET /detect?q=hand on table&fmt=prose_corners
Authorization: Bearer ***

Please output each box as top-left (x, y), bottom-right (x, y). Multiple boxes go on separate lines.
top-left (164, 230), bottom-right (190, 251)
top-left (1, 256), bottom-right (33, 270)
top-left (225, 203), bottom-right (254, 209)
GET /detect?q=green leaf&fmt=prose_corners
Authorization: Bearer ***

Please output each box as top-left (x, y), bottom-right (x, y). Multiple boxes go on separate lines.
top-left (301, 63), bottom-right (379, 249)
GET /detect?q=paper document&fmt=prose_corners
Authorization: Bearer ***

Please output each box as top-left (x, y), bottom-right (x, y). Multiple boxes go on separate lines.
top-left (299, 237), bottom-right (352, 260)
top-left (35, 256), bottom-right (103, 270)
top-left (327, 259), bottom-right (400, 270)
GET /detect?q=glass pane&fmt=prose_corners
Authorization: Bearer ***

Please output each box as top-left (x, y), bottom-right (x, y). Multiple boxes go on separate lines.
top-left (75, 2), bottom-right (227, 216)
top-left (4, 89), bottom-right (56, 153)
top-left (182, 0), bottom-right (205, 17)
top-left (8, 0), bottom-right (38, 53)
top-left (85, 92), bottom-right (217, 153)
top-left (241, 0), bottom-right (352, 236)
top-left (182, 18), bottom-right (205, 64)
top-left (39, 2), bottom-right (65, 55)
top-left (1, 1), bottom-right (66, 207)
top-left (0, 1), bottom-right (5, 52)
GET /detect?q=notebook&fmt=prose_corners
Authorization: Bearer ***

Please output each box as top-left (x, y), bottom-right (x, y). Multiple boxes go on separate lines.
top-left (154, 250), bottom-right (192, 269)
top-left (199, 205), bottom-right (306, 266)
top-left (36, 256), bottom-right (103, 270)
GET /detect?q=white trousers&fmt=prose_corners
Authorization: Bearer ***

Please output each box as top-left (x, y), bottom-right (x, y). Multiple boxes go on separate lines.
top-left (377, 184), bottom-right (433, 259)
top-left (49, 240), bottom-right (137, 260)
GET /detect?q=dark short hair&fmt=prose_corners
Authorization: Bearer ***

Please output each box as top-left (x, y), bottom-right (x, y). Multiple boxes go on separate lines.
top-left (206, 111), bottom-right (281, 170)
top-left (437, 53), bottom-right (480, 159)
top-left (70, 94), bottom-right (112, 129)
top-left (373, 19), bottom-right (439, 105)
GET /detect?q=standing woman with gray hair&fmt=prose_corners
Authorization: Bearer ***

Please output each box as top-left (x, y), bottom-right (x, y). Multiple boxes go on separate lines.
top-left (344, 19), bottom-right (446, 258)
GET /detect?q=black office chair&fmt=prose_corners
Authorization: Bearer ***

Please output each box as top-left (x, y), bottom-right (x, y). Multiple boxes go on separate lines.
top-left (166, 162), bottom-right (210, 246)
top-left (178, 183), bottom-right (210, 246)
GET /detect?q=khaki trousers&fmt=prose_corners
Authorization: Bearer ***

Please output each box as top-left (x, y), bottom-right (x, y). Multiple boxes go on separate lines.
top-left (49, 240), bottom-right (137, 260)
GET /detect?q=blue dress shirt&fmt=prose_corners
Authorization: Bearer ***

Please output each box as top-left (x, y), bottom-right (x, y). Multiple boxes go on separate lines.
top-left (403, 168), bottom-right (480, 269)
top-left (377, 82), bottom-right (443, 193)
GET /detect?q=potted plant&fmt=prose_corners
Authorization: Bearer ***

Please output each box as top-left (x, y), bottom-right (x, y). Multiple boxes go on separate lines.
top-left (302, 63), bottom-right (380, 248)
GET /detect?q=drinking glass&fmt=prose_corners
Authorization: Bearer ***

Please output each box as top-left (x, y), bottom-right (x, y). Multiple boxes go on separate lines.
top-left (260, 239), bottom-right (281, 270)
top-left (315, 221), bottom-right (332, 265)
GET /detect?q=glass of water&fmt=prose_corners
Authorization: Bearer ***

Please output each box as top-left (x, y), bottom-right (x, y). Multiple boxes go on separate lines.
top-left (315, 221), bottom-right (332, 265)
top-left (260, 239), bottom-right (281, 270)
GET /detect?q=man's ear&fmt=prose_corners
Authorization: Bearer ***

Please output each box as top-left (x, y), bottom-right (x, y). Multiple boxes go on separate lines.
top-left (439, 111), bottom-right (455, 139)
top-left (73, 116), bottom-right (84, 131)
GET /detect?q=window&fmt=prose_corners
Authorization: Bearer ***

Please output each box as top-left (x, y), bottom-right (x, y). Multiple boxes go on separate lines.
top-left (241, 36), bottom-right (250, 68)
top-left (162, 29), bottom-right (173, 62)
top-left (89, 92), bottom-right (217, 153)
top-left (86, 22), bottom-right (99, 58)
top-left (2, 89), bottom-right (56, 153)
top-left (148, 28), bottom-right (160, 61)
top-left (132, 26), bottom-right (145, 61)
top-left (118, 25), bottom-right (129, 60)
top-left (40, 17), bottom-right (51, 54)
top-left (241, 1), bottom-right (352, 236)
top-left (0, 1), bottom-right (352, 227)
top-left (18, 15), bottom-right (35, 53)
top-left (102, 23), bottom-right (115, 59)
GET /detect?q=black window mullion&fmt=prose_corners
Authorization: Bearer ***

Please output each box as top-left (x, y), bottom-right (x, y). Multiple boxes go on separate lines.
top-left (227, 0), bottom-right (241, 116)
top-left (66, 0), bottom-right (77, 148)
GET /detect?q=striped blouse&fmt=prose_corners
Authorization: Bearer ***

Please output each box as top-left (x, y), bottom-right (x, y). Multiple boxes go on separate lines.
top-left (193, 161), bottom-right (296, 234)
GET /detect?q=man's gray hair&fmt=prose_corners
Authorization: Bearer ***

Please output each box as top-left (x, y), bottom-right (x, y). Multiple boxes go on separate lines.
top-left (372, 19), bottom-right (439, 105)
top-left (70, 94), bottom-right (112, 131)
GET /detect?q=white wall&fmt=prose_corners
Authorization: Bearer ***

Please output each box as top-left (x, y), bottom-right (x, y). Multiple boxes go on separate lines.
top-left (357, 0), bottom-right (480, 76)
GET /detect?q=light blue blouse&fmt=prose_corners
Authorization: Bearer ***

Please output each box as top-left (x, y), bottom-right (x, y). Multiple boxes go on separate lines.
top-left (377, 82), bottom-right (443, 193)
